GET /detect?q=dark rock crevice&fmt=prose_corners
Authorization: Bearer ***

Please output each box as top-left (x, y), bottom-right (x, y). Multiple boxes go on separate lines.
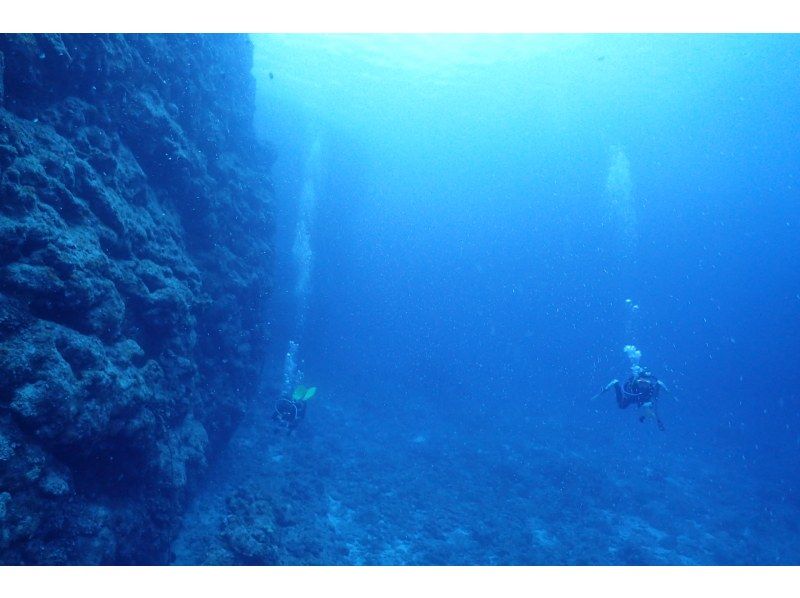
top-left (0, 33), bottom-right (274, 564)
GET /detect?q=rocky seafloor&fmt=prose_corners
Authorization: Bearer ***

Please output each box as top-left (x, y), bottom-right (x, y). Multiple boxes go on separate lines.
top-left (0, 34), bottom-right (273, 564)
top-left (174, 383), bottom-right (799, 565)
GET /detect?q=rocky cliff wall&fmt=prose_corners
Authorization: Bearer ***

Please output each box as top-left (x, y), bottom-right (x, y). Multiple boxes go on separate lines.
top-left (0, 34), bottom-right (274, 564)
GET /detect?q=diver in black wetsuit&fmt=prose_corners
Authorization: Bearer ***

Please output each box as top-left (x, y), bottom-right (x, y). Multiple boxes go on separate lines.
top-left (273, 396), bottom-right (307, 431)
top-left (595, 370), bottom-right (670, 431)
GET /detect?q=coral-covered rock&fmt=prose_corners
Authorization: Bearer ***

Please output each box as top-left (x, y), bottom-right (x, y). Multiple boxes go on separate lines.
top-left (0, 34), bottom-right (273, 564)
top-left (221, 487), bottom-right (281, 565)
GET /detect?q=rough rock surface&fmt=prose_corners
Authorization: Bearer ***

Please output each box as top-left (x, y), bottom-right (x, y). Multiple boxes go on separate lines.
top-left (0, 34), bottom-right (273, 564)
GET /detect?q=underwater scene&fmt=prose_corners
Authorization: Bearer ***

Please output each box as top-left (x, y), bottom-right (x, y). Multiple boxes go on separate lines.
top-left (0, 33), bottom-right (798, 565)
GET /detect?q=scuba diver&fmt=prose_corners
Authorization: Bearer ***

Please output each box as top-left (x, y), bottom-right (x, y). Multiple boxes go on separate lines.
top-left (274, 395), bottom-right (307, 431)
top-left (594, 371), bottom-right (669, 431)
top-left (592, 345), bottom-right (672, 432)
top-left (273, 384), bottom-right (317, 432)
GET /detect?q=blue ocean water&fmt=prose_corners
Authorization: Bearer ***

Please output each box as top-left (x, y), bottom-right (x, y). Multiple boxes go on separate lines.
top-left (226, 34), bottom-right (799, 564)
